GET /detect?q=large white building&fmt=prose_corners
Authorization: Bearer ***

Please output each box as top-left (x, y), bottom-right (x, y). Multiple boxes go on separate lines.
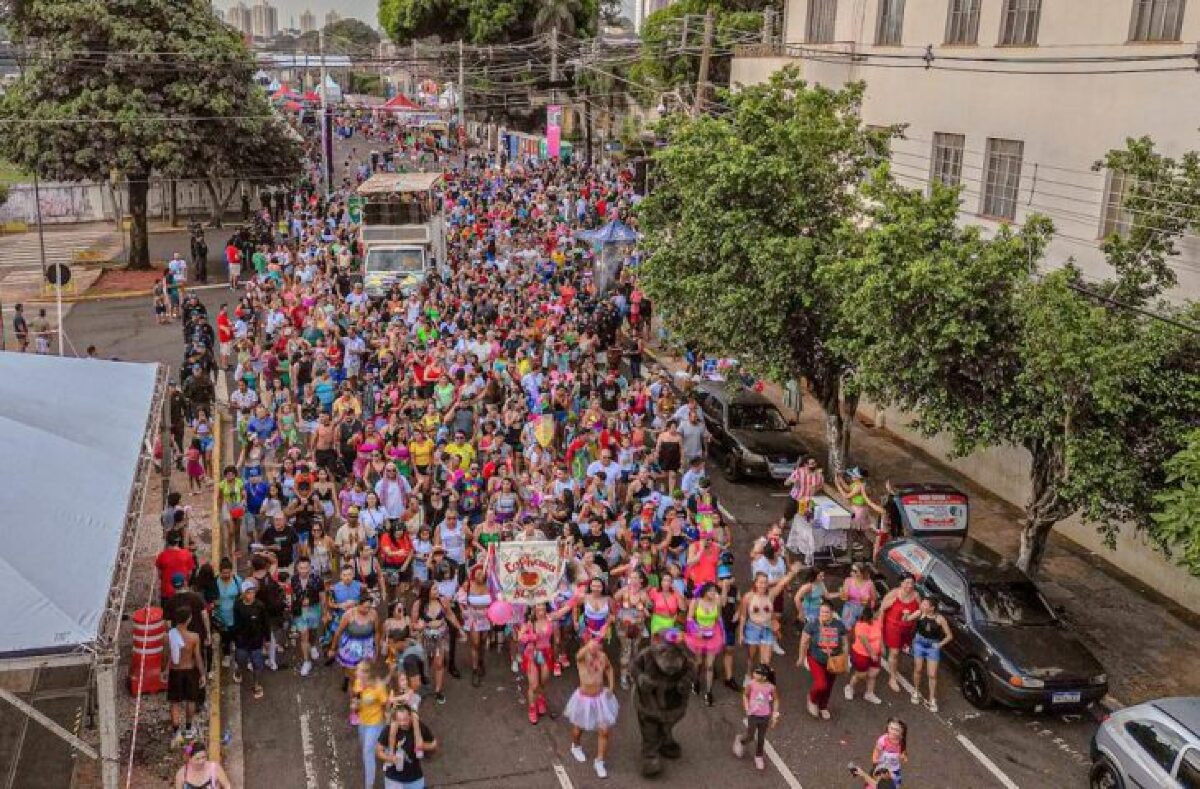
top-left (250, 1), bottom-right (279, 38)
top-left (300, 9), bottom-right (317, 34)
top-left (227, 1), bottom-right (253, 35)
top-left (731, 0), bottom-right (1200, 297)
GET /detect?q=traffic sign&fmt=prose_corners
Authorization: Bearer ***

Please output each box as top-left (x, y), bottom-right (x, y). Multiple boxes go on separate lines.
top-left (45, 263), bottom-right (71, 286)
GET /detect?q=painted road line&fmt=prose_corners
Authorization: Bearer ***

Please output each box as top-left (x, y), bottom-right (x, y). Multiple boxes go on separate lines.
top-left (297, 695), bottom-right (319, 789)
top-left (956, 734), bottom-right (1021, 789)
top-left (883, 664), bottom-right (1021, 788)
top-left (717, 503), bottom-right (737, 524)
top-left (764, 740), bottom-right (804, 789)
top-left (552, 762), bottom-right (574, 789)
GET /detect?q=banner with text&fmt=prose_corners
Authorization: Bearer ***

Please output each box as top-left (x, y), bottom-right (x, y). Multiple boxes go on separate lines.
top-left (546, 104), bottom-right (563, 159)
top-left (493, 540), bottom-right (563, 604)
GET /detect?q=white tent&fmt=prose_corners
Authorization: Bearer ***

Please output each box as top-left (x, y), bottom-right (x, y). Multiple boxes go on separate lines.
top-left (0, 352), bottom-right (163, 788)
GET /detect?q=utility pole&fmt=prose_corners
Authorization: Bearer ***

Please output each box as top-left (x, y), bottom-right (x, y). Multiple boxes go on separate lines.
top-left (693, 8), bottom-right (714, 117)
top-left (319, 29), bottom-right (333, 196)
top-left (457, 39), bottom-right (466, 158)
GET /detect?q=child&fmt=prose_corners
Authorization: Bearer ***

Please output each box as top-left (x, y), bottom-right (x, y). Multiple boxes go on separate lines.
top-left (872, 717), bottom-right (908, 786)
top-left (185, 438), bottom-right (206, 494)
top-left (733, 663), bottom-right (779, 771)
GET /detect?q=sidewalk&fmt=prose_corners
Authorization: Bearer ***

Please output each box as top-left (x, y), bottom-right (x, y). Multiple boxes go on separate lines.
top-left (647, 345), bottom-right (1200, 707)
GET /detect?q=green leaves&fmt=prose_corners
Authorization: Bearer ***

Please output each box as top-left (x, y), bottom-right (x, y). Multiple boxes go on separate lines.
top-left (1153, 430), bottom-right (1200, 576)
top-left (379, 0), bottom-right (597, 45)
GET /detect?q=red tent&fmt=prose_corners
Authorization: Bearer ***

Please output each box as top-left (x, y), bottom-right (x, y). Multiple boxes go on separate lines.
top-left (282, 100), bottom-right (302, 112)
top-left (380, 94), bottom-right (420, 111)
top-left (302, 91), bottom-right (321, 103)
top-left (271, 84), bottom-right (290, 99)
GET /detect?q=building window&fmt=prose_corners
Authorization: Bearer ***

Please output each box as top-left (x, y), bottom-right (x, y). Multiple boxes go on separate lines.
top-left (1100, 169), bottom-right (1134, 238)
top-left (1130, 0), bottom-right (1187, 41)
top-left (806, 0), bottom-right (837, 43)
top-left (876, 0), bottom-right (906, 45)
top-left (980, 138), bottom-right (1024, 220)
top-left (945, 0), bottom-right (982, 45)
top-left (930, 133), bottom-right (966, 188)
top-left (1000, 0), bottom-right (1042, 45)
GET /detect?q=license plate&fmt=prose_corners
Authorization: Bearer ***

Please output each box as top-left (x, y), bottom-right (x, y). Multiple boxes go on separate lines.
top-left (1052, 691), bottom-right (1081, 704)
top-left (769, 464), bottom-right (794, 478)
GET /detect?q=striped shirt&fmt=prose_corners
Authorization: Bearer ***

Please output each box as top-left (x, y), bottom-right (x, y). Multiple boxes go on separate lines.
top-left (788, 467), bottom-right (824, 502)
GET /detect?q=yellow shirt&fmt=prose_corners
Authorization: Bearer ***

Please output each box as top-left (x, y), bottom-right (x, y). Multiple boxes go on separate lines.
top-left (444, 441), bottom-right (475, 468)
top-left (356, 681), bottom-right (389, 726)
top-left (517, 357), bottom-right (532, 377)
top-left (409, 438), bottom-right (435, 467)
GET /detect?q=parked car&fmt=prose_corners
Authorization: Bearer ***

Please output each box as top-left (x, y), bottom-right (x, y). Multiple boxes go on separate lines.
top-left (1090, 697), bottom-right (1200, 789)
top-left (689, 381), bottom-right (807, 482)
top-left (875, 536), bottom-right (1109, 711)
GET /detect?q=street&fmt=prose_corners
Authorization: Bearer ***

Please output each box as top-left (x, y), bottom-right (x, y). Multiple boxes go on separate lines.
top-left (65, 292), bottom-right (1100, 789)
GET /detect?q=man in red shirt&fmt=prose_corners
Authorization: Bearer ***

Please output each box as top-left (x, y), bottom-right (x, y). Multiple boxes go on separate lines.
top-left (216, 304), bottom-right (233, 367)
top-left (155, 530), bottom-right (196, 602)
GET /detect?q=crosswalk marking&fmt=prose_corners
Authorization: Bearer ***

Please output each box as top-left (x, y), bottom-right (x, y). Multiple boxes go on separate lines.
top-left (0, 227), bottom-right (120, 270)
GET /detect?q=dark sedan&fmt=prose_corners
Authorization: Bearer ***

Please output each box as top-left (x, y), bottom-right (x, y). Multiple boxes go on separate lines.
top-left (876, 536), bottom-right (1109, 711)
top-left (690, 381), bottom-right (807, 482)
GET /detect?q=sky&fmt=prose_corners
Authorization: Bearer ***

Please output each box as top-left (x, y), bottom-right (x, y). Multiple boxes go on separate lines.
top-left (217, 0), bottom-right (380, 29)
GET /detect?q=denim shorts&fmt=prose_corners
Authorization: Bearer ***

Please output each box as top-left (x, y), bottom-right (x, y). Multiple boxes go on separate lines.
top-left (913, 634), bottom-right (941, 661)
top-left (743, 621), bottom-right (775, 646)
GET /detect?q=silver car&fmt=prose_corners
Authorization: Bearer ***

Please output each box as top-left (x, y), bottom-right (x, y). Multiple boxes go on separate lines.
top-left (1090, 697), bottom-right (1200, 788)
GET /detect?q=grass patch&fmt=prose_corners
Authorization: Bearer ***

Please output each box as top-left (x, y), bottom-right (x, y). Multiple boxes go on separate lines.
top-left (0, 159), bottom-right (31, 184)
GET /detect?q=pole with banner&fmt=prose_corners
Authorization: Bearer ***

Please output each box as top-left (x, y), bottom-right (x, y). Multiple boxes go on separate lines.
top-left (546, 104), bottom-right (563, 161)
top-left (491, 541), bottom-right (564, 605)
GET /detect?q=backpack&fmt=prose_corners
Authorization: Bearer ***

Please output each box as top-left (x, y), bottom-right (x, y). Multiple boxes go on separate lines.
top-left (259, 575), bottom-right (286, 618)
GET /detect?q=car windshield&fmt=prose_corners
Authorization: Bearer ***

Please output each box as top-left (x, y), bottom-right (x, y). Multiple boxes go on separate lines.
top-left (728, 404), bottom-right (788, 431)
top-left (368, 248), bottom-right (424, 273)
top-left (970, 582), bottom-right (1056, 626)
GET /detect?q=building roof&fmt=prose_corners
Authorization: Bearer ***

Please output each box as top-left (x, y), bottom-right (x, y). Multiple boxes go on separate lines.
top-left (356, 172), bottom-right (444, 196)
top-left (0, 353), bottom-right (160, 658)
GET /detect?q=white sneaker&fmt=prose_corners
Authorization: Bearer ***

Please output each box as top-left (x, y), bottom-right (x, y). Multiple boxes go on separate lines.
top-left (593, 760), bottom-right (607, 779)
top-left (864, 692), bottom-right (882, 705)
top-left (300, 660), bottom-right (312, 677)
top-left (732, 735), bottom-right (745, 759)
top-left (266, 659), bottom-right (279, 672)
top-left (844, 684), bottom-right (854, 701)
top-left (570, 744), bottom-right (586, 763)
top-left (771, 642), bottom-right (785, 656)
top-left (511, 658), bottom-right (519, 674)
top-left (310, 646), bottom-right (320, 660)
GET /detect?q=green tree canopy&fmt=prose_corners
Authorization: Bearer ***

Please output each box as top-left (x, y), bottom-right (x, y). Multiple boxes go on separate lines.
top-left (638, 67), bottom-right (897, 473)
top-left (1153, 430), bottom-right (1200, 575)
top-left (0, 0), bottom-right (302, 267)
top-left (379, 0), bottom-right (599, 45)
top-left (298, 18), bottom-right (381, 53)
top-left (827, 171), bottom-right (1200, 576)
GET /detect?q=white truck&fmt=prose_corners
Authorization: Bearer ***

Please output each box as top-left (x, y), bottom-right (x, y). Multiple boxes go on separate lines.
top-left (356, 172), bottom-right (446, 297)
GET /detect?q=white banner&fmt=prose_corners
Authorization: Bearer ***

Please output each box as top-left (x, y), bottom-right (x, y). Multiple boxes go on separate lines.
top-left (493, 540), bottom-right (563, 604)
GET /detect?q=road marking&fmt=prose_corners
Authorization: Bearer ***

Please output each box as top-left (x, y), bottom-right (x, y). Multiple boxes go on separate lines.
top-left (717, 503), bottom-right (737, 524)
top-left (552, 762), bottom-right (574, 788)
top-left (768, 492), bottom-right (791, 498)
top-left (297, 695), bottom-right (319, 789)
top-left (955, 734), bottom-right (1021, 789)
top-left (764, 740), bottom-right (804, 789)
top-left (883, 663), bottom-right (1021, 788)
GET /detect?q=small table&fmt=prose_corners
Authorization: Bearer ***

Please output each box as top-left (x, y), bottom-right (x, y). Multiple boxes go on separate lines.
top-left (786, 496), bottom-right (855, 565)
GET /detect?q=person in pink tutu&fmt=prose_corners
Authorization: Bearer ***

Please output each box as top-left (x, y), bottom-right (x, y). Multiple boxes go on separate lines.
top-left (564, 638), bottom-right (618, 779)
top-left (684, 582), bottom-right (727, 707)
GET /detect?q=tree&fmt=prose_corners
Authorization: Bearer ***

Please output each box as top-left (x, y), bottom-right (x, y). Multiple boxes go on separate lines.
top-left (637, 67), bottom-right (897, 475)
top-left (827, 170), bottom-right (1200, 576)
top-left (535, 0), bottom-right (581, 37)
top-left (627, 0), bottom-right (766, 106)
top-left (1153, 430), bottom-right (1200, 576)
top-left (379, 0), bottom-right (598, 45)
top-left (298, 18), bottom-right (381, 53)
top-left (0, 0), bottom-right (301, 267)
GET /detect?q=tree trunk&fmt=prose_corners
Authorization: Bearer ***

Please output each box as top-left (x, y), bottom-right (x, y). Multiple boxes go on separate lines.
top-left (1016, 438), bottom-right (1071, 577)
top-left (204, 179), bottom-right (240, 228)
top-left (817, 376), bottom-right (856, 479)
top-left (169, 180), bottom-right (178, 227)
top-left (126, 175), bottom-right (150, 270)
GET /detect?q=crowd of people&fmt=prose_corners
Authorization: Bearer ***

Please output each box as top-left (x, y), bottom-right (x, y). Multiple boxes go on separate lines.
top-left (150, 118), bottom-right (948, 789)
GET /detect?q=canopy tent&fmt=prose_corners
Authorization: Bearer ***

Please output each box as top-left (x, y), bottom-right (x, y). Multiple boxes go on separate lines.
top-left (380, 94), bottom-right (421, 112)
top-left (577, 219), bottom-right (640, 244)
top-left (0, 353), bottom-right (163, 789)
top-left (0, 353), bottom-right (161, 658)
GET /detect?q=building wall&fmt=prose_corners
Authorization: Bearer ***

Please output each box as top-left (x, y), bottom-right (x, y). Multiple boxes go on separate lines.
top-left (735, 0), bottom-right (1200, 295)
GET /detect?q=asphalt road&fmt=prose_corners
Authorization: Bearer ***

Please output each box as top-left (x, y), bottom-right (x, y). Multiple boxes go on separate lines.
top-left (63, 291), bottom-right (1100, 788)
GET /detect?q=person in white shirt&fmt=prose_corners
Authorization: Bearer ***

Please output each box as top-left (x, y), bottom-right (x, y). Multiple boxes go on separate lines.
top-left (680, 457), bottom-right (707, 497)
top-left (585, 450), bottom-right (621, 499)
top-left (375, 466), bottom-right (412, 523)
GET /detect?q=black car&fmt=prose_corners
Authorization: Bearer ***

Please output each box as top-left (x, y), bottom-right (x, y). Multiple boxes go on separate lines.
top-left (876, 536), bottom-right (1109, 711)
top-left (690, 381), bottom-right (807, 482)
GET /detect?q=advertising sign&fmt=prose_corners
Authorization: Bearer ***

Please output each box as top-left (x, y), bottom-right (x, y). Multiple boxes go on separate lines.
top-left (546, 104), bottom-right (563, 159)
top-left (899, 492), bottom-right (969, 533)
top-left (493, 541), bottom-right (563, 604)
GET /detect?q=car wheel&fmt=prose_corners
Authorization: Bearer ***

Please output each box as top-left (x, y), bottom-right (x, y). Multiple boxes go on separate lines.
top-left (723, 451), bottom-right (742, 482)
top-left (1089, 757), bottom-right (1123, 789)
top-left (960, 660), bottom-right (992, 709)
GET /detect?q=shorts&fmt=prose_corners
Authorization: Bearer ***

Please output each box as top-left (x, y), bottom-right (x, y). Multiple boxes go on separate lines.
top-left (850, 650), bottom-right (881, 673)
top-left (742, 621), bottom-right (775, 646)
top-left (913, 634), bottom-right (941, 662)
top-left (167, 667), bottom-right (203, 703)
top-left (294, 604), bottom-right (322, 631)
top-left (219, 341), bottom-right (232, 359)
top-left (235, 646), bottom-right (266, 673)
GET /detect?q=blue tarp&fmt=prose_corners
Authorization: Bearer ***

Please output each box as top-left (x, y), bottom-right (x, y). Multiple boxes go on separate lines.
top-left (577, 220), bottom-right (639, 244)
